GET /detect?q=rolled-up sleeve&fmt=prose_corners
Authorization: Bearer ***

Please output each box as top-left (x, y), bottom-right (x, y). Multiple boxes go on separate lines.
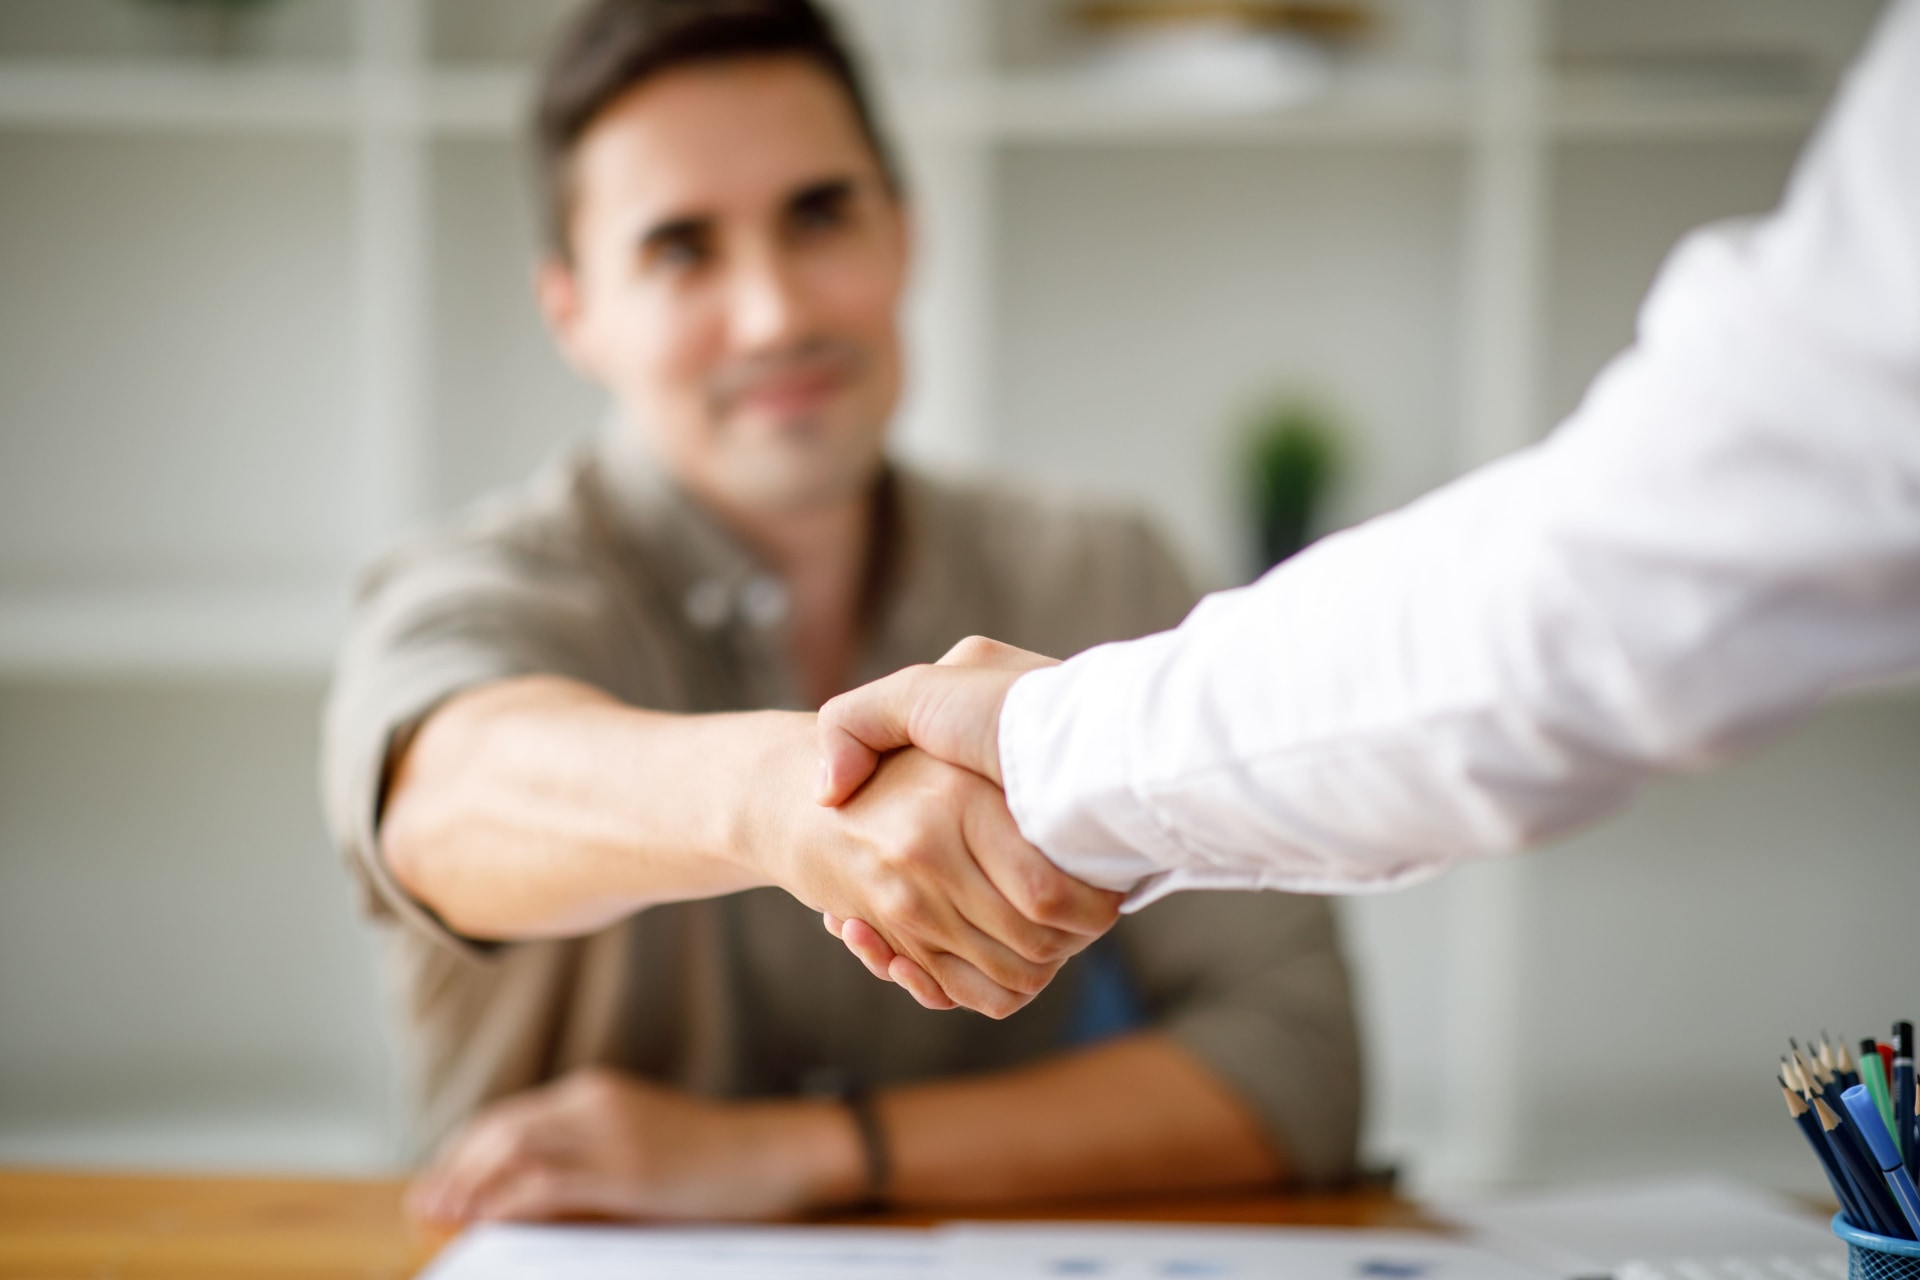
top-left (1116, 890), bottom-right (1362, 1187)
top-left (319, 524), bottom-right (615, 956)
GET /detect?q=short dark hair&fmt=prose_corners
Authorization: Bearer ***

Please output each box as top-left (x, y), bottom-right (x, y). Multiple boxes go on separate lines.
top-left (532, 0), bottom-right (902, 260)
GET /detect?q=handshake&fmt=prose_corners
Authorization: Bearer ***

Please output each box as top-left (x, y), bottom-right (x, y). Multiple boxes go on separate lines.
top-left (796, 636), bottom-right (1110, 1018)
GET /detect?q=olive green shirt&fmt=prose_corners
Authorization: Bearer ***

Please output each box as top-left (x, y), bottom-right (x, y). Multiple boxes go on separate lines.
top-left (321, 427), bottom-right (1363, 1182)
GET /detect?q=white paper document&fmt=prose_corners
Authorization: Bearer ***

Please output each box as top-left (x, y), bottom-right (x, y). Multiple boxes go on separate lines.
top-left (419, 1221), bottom-right (1550, 1280)
top-left (1437, 1176), bottom-right (1842, 1274)
top-left (945, 1223), bottom-right (1554, 1280)
top-left (418, 1224), bottom-right (940, 1280)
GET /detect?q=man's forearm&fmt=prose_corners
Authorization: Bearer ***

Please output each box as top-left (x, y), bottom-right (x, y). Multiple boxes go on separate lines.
top-left (381, 675), bottom-right (803, 940)
top-left (875, 1034), bottom-right (1282, 1205)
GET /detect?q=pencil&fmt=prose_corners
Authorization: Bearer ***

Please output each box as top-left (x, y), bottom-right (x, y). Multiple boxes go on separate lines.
top-left (1835, 1036), bottom-right (1861, 1090)
top-left (1787, 1083), bottom-right (1865, 1227)
top-left (1815, 1096), bottom-right (1912, 1238)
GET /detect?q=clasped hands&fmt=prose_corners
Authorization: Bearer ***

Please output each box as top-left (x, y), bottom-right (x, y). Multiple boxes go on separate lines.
top-left (802, 637), bottom-right (1094, 1017)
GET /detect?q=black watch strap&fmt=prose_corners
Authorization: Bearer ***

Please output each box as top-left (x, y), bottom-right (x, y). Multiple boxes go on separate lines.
top-left (843, 1085), bottom-right (891, 1212)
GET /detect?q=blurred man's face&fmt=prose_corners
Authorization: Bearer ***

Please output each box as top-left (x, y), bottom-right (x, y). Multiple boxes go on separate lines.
top-left (538, 57), bottom-right (909, 516)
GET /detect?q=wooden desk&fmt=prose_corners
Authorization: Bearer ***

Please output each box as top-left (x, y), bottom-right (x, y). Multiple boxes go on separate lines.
top-left (0, 1168), bottom-right (1435, 1279)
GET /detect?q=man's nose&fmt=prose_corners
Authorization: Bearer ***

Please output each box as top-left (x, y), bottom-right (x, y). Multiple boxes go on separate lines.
top-left (727, 249), bottom-right (814, 352)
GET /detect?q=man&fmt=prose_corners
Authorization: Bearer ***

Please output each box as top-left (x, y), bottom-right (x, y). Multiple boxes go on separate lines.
top-left (809, 0), bottom-right (1920, 993)
top-left (321, 0), bottom-right (1361, 1224)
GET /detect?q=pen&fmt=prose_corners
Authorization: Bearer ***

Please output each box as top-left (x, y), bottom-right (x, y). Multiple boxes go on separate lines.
top-left (1815, 1096), bottom-right (1912, 1238)
top-left (1898, 1022), bottom-right (1916, 1178)
top-left (1863, 1038), bottom-right (1898, 1138)
top-left (1844, 1084), bottom-right (1920, 1238)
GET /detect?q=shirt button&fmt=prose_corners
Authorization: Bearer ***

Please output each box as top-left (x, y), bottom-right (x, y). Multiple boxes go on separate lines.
top-left (683, 579), bottom-right (732, 631)
top-left (740, 575), bottom-right (790, 629)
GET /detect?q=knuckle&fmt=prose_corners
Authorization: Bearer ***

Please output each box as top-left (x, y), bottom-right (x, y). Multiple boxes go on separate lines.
top-left (1017, 929), bottom-right (1072, 966)
top-left (1021, 874), bottom-right (1077, 926)
top-left (872, 879), bottom-right (923, 928)
top-left (492, 1126), bottom-right (534, 1164)
top-left (944, 635), bottom-right (1000, 665)
top-left (1012, 960), bottom-right (1058, 998)
top-left (563, 1067), bottom-right (619, 1105)
top-left (981, 988), bottom-right (1030, 1020)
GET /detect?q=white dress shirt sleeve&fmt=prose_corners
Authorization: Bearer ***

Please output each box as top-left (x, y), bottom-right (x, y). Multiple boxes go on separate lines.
top-left (998, 0), bottom-right (1920, 908)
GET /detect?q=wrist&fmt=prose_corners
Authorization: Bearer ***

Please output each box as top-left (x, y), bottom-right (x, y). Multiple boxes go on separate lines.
top-left (718, 710), bottom-right (818, 890)
top-left (739, 1098), bottom-right (868, 1214)
top-left (980, 668), bottom-right (1021, 788)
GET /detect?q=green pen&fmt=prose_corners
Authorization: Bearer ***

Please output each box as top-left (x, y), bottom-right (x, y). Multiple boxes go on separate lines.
top-left (1863, 1038), bottom-right (1899, 1137)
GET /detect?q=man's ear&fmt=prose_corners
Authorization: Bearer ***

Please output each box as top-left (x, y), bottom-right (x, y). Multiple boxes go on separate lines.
top-left (534, 255), bottom-right (596, 377)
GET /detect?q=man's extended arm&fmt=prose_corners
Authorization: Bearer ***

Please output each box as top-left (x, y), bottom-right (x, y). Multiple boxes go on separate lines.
top-left (382, 674), bottom-right (1119, 1016)
top-left (820, 0), bottom-right (1920, 904)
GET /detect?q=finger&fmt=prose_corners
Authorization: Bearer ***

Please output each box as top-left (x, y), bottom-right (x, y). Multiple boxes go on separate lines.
top-left (922, 950), bottom-right (1042, 1020)
top-left (415, 1101), bottom-right (549, 1224)
top-left (472, 1165), bottom-right (607, 1224)
top-left (866, 840), bottom-right (1057, 1001)
top-left (816, 668), bottom-right (930, 806)
top-left (851, 774), bottom-right (1068, 999)
top-left (964, 793), bottom-right (1123, 940)
top-left (887, 955), bottom-right (956, 1010)
top-left (838, 917), bottom-right (898, 982)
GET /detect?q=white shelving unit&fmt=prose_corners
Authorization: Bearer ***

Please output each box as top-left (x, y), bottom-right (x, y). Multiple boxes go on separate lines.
top-left (0, 0), bottom-right (1849, 682)
top-left (0, 0), bottom-right (1895, 1185)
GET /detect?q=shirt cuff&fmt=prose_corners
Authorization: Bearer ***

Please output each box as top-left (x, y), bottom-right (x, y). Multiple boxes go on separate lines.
top-left (999, 641), bottom-right (1217, 903)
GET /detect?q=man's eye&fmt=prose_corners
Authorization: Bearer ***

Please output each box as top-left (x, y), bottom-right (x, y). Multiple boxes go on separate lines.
top-left (792, 196), bottom-right (851, 233)
top-left (643, 230), bottom-right (711, 273)
top-left (656, 239), bottom-right (707, 269)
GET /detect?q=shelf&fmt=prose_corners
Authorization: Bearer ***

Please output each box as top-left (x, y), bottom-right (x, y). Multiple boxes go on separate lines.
top-left (0, 61), bottom-right (358, 134)
top-left (899, 71), bottom-right (1473, 145)
top-left (1547, 84), bottom-right (1828, 141)
top-left (0, 60), bottom-right (1831, 148)
top-left (416, 67), bottom-right (1474, 146)
top-left (0, 586), bottom-right (348, 680)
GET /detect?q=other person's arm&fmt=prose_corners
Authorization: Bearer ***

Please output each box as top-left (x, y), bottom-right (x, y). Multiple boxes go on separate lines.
top-left (820, 0), bottom-right (1920, 904)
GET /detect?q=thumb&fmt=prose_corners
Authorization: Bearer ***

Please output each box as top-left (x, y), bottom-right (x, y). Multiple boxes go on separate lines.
top-left (815, 665), bottom-right (933, 806)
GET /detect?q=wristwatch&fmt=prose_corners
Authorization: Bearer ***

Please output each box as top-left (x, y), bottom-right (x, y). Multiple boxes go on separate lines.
top-left (799, 1066), bottom-right (891, 1211)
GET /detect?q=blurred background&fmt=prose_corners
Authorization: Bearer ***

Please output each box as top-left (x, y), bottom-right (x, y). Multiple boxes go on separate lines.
top-left (1, 0), bottom-right (1913, 1197)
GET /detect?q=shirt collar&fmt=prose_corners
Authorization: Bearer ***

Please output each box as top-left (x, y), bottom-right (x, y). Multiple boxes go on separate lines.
top-left (587, 420), bottom-right (956, 680)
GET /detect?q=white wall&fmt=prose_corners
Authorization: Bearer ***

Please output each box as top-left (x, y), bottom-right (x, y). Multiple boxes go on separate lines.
top-left (0, 681), bottom-right (395, 1172)
top-left (994, 143), bottom-right (1465, 584)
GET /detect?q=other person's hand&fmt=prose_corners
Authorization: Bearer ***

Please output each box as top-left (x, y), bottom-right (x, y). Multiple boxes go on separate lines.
top-left (815, 635), bottom-right (1056, 803)
top-left (406, 1068), bottom-right (865, 1224)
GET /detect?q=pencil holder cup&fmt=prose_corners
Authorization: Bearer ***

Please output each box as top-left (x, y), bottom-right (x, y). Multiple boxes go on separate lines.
top-left (1835, 1212), bottom-right (1920, 1279)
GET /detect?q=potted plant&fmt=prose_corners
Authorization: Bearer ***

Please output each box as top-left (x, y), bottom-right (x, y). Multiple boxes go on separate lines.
top-left (1243, 396), bottom-right (1345, 573)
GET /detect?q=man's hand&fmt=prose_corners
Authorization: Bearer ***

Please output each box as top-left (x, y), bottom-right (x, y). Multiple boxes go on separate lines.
top-left (406, 1068), bottom-right (865, 1224)
top-left (815, 636), bottom-right (1056, 804)
top-left (753, 719), bottom-right (1118, 1018)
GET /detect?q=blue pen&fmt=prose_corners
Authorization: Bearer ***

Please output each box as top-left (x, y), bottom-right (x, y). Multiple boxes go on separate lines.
top-left (1896, 1022), bottom-right (1916, 1182)
top-left (1844, 1084), bottom-right (1920, 1238)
